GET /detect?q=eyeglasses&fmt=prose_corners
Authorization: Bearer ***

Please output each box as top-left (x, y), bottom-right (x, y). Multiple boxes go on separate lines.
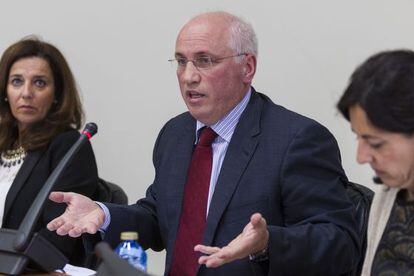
top-left (168, 53), bottom-right (247, 71)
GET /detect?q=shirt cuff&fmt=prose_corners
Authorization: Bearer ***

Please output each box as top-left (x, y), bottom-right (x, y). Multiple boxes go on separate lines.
top-left (95, 201), bottom-right (111, 232)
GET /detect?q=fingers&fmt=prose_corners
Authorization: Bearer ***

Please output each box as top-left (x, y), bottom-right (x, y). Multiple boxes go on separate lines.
top-left (82, 221), bottom-right (100, 235)
top-left (195, 245), bottom-right (226, 268)
top-left (197, 250), bottom-right (226, 267)
top-left (68, 227), bottom-right (85, 238)
top-left (206, 257), bottom-right (226, 268)
top-left (196, 244), bottom-right (237, 268)
top-left (48, 215), bottom-right (89, 237)
top-left (49, 191), bottom-right (65, 203)
top-left (49, 191), bottom-right (77, 204)
top-left (194, 244), bottom-right (220, 255)
top-left (56, 223), bottom-right (88, 237)
top-left (55, 221), bottom-right (76, 236)
top-left (199, 255), bottom-right (226, 268)
top-left (250, 213), bottom-right (269, 253)
top-left (198, 248), bottom-right (235, 268)
top-left (47, 217), bottom-right (65, 231)
top-left (48, 219), bottom-right (98, 237)
top-left (250, 213), bottom-right (264, 227)
top-left (66, 223), bottom-right (98, 237)
top-left (250, 213), bottom-right (267, 231)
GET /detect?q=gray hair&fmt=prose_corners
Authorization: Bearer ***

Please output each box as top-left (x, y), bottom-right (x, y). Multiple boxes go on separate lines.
top-left (227, 15), bottom-right (258, 62)
top-left (187, 11), bottom-right (258, 62)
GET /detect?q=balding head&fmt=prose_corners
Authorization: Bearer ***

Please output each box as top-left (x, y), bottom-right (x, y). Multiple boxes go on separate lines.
top-left (179, 11), bottom-right (258, 59)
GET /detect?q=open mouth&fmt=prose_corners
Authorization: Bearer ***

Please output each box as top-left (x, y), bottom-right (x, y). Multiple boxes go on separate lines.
top-left (188, 91), bottom-right (205, 99)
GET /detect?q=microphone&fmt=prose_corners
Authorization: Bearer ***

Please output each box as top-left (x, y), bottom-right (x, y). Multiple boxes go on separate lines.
top-left (82, 122), bottom-right (98, 140)
top-left (14, 122), bottom-right (98, 250)
top-left (373, 176), bottom-right (383, 184)
top-left (0, 123), bottom-right (97, 274)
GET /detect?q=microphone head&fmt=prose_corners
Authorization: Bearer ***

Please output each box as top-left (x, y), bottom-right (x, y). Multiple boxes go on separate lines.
top-left (82, 122), bottom-right (98, 139)
top-left (373, 176), bottom-right (383, 184)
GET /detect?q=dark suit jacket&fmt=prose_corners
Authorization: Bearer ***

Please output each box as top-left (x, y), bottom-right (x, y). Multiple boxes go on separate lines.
top-left (2, 129), bottom-right (99, 265)
top-left (104, 90), bottom-right (360, 275)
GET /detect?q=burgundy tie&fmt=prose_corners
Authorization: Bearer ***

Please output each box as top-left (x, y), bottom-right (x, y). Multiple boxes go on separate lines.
top-left (170, 127), bottom-right (217, 276)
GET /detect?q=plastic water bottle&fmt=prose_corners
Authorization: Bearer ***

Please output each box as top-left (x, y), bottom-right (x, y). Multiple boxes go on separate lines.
top-left (115, 231), bottom-right (147, 272)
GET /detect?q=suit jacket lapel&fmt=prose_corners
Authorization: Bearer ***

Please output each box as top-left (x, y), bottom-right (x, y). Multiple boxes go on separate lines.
top-left (203, 91), bottom-right (263, 246)
top-left (165, 119), bottom-right (196, 253)
top-left (3, 150), bottom-right (43, 222)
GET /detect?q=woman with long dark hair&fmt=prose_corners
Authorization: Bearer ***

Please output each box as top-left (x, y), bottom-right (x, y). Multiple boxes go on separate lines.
top-left (0, 36), bottom-right (99, 265)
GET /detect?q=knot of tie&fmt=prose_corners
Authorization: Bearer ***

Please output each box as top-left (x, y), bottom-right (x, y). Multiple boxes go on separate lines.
top-left (198, 127), bottom-right (217, 146)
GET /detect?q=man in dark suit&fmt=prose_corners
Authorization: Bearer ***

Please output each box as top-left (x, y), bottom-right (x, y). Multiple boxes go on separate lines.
top-left (47, 11), bottom-right (360, 275)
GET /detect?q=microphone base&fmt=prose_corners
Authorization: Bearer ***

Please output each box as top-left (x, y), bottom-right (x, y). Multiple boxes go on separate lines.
top-left (0, 228), bottom-right (68, 275)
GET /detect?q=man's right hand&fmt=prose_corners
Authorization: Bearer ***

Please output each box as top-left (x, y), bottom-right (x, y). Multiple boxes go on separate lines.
top-left (47, 191), bottom-right (105, 237)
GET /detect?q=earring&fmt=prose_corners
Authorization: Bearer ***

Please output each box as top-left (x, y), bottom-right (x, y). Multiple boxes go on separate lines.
top-left (53, 100), bottom-right (58, 104)
top-left (4, 98), bottom-right (7, 102)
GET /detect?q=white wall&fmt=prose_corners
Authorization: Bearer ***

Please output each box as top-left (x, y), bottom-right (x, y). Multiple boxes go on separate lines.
top-left (1, 1), bottom-right (413, 274)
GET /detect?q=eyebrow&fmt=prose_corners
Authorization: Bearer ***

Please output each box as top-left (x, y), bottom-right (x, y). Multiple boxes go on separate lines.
top-left (175, 51), bottom-right (213, 58)
top-left (351, 128), bottom-right (381, 140)
top-left (9, 74), bottom-right (49, 79)
top-left (361, 134), bottom-right (380, 140)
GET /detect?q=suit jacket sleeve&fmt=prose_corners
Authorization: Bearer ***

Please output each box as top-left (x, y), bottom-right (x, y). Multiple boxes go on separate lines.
top-left (267, 122), bottom-right (359, 275)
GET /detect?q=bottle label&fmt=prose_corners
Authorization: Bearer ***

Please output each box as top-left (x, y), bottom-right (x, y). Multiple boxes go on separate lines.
top-left (118, 247), bottom-right (147, 271)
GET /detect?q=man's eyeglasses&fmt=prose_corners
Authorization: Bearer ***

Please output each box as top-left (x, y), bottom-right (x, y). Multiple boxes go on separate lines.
top-left (168, 53), bottom-right (247, 71)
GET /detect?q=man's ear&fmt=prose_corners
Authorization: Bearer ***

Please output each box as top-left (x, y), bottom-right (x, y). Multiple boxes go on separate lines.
top-left (243, 54), bottom-right (257, 84)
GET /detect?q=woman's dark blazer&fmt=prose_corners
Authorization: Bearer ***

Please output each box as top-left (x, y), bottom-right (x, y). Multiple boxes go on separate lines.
top-left (1, 129), bottom-right (99, 265)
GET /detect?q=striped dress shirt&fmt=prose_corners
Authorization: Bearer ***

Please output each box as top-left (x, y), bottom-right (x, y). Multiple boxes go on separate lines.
top-left (196, 89), bottom-right (251, 216)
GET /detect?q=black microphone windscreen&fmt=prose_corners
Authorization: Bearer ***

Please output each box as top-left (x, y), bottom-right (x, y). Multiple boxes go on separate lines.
top-left (373, 176), bottom-right (383, 184)
top-left (83, 122), bottom-right (98, 138)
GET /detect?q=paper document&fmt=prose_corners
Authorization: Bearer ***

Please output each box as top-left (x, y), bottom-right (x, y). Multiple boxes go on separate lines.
top-left (55, 264), bottom-right (96, 276)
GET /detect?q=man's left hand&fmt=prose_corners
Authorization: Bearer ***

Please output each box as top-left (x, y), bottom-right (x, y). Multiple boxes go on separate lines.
top-left (194, 213), bottom-right (269, 268)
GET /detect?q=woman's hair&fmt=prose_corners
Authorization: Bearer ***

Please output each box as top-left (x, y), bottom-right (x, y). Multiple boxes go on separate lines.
top-left (337, 49), bottom-right (414, 135)
top-left (0, 36), bottom-right (84, 151)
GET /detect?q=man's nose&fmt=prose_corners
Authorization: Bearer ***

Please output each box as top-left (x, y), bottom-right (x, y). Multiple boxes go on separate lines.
top-left (181, 61), bottom-right (201, 84)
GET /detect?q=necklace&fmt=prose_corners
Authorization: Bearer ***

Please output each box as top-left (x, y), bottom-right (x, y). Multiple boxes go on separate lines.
top-left (0, 146), bottom-right (27, 168)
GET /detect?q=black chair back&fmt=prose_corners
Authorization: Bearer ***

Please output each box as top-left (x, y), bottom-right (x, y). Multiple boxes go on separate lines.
top-left (96, 178), bottom-right (128, 204)
top-left (346, 181), bottom-right (374, 276)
